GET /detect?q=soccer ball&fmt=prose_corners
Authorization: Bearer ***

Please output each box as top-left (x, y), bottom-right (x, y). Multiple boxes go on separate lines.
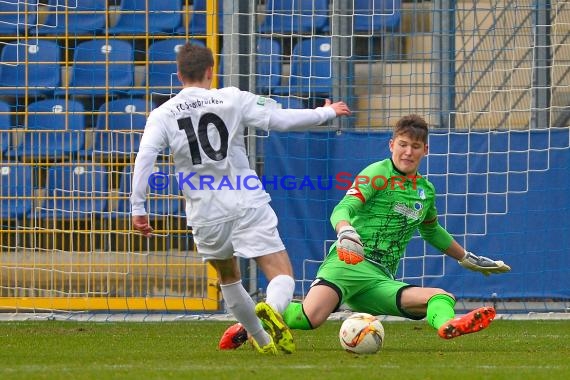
top-left (339, 312), bottom-right (385, 354)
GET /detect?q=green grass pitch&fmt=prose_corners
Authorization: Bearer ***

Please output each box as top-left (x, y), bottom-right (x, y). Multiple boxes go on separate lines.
top-left (0, 320), bottom-right (568, 379)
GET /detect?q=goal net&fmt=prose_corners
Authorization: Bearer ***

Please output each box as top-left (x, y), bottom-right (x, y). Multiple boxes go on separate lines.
top-left (248, 0), bottom-right (570, 314)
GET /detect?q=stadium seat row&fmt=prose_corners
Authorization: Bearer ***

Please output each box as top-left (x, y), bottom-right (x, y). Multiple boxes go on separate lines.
top-left (0, 37), bottom-right (336, 100)
top-left (0, 0), bottom-right (219, 36)
top-left (0, 98), bottom-right (152, 160)
top-left (0, 162), bottom-right (183, 220)
top-left (259, 0), bottom-right (401, 34)
top-left (0, 0), bottom-right (399, 37)
top-left (0, 38), bottom-right (205, 98)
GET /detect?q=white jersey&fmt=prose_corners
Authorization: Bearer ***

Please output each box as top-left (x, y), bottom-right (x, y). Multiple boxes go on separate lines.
top-left (131, 86), bottom-right (336, 227)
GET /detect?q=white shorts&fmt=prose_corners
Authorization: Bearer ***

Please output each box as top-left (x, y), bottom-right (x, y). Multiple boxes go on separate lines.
top-left (193, 204), bottom-right (286, 261)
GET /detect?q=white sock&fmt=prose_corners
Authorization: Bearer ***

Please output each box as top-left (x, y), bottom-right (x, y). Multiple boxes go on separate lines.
top-left (265, 274), bottom-right (295, 313)
top-left (220, 280), bottom-right (271, 347)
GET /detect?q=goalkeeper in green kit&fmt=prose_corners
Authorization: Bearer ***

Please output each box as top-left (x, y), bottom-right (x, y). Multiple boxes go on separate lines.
top-left (219, 114), bottom-right (511, 349)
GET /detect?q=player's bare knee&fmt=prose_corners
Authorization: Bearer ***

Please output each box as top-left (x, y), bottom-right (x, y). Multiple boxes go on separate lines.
top-left (304, 307), bottom-right (329, 329)
top-left (401, 286), bottom-right (455, 307)
top-left (434, 288), bottom-right (455, 300)
top-left (308, 315), bottom-right (327, 329)
top-left (209, 259), bottom-right (241, 284)
top-left (423, 287), bottom-right (454, 301)
top-left (255, 250), bottom-right (294, 279)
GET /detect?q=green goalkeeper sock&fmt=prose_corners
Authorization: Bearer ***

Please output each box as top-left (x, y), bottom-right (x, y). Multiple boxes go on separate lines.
top-left (282, 302), bottom-right (313, 330)
top-left (426, 294), bottom-right (456, 330)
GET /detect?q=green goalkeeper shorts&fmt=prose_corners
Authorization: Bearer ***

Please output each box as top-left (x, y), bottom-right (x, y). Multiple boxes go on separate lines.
top-left (315, 248), bottom-right (424, 320)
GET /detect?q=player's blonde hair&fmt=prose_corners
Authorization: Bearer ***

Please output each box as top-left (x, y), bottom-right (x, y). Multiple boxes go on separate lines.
top-left (176, 43), bottom-right (215, 82)
top-left (393, 114), bottom-right (428, 143)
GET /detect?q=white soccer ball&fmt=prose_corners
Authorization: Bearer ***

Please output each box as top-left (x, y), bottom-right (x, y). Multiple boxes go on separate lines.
top-left (339, 312), bottom-right (385, 354)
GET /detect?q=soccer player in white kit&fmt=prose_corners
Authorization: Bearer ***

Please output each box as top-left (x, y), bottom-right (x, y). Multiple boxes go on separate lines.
top-left (130, 43), bottom-right (351, 354)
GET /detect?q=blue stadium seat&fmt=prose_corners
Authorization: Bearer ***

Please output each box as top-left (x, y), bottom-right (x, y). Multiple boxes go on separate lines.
top-left (89, 98), bottom-right (154, 158)
top-left (258, 0), bottom-right (329, 34)
top-left (130, 39), bottom-right (205, 96)
top-left (0, 0), bottom-right (38, 35)
top-left (10, 99), bottom-right (85, 160)
top-left (255, 37), bottom-right (282, 94)
top-left (0, 101), bottom-right (13, 157)
top-left (175, 0), bottom-right (222, 35)
top-left (109, 0), bottom-right (182, 35)
top-left (0, 40), bottom-right (61, 97)
top-left (35, 0), bottom-right (107, 35)
top-left (280, 37), bottom-right (333, 97)
top-left (38, 162), bottom-right (109, 219)
top-left (116, 164), bottom-right (182, 217)
top-left (54, 39), bottom-right (134, 97)
top-left (0, 164), bottom-right (34, 219)
top-left (353, 0), bottom-right (402, 34)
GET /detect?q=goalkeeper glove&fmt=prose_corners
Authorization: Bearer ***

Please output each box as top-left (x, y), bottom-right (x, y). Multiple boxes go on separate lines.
top-left (336, 226), bottom-right (364, 264)
top-left (458, 251), bottom-right (511, 276)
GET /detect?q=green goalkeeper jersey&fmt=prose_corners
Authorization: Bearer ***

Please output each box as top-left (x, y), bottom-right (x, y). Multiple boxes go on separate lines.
top-left (330, 158), bottom-right (453, 277)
